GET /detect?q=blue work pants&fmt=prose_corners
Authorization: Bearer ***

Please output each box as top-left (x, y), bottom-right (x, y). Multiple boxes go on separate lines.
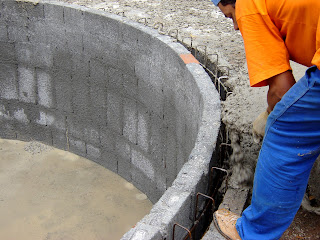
top-left (236, 66), bottom-right (320, 240)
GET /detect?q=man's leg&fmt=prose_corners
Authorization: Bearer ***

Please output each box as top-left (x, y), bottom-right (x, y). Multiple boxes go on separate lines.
top-left (236, 66), bottom-right (320, 240)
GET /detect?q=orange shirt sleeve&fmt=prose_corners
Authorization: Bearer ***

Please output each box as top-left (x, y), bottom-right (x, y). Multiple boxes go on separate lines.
top-left (237, 9), bottom-right (292, 87)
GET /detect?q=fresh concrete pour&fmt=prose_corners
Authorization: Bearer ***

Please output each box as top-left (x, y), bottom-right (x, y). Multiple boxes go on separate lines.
top-left (0, 1), bottom-right (220, 239)
top-left (0, 138), bottom-right (152, 240)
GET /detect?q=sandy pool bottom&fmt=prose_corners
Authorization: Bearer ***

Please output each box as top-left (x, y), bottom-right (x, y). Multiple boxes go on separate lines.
top-left (0, 138), bottom-right (153, 240)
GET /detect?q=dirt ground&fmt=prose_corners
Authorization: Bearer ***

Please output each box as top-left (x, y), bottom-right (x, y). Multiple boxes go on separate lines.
top-left (0, 139), bottom-right (152, 240)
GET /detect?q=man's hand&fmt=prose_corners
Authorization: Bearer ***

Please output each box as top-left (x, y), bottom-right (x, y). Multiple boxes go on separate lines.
top-left (253, 110), bottom-right (269, 143)
top-left (267, 70), bottom-right (296, 112)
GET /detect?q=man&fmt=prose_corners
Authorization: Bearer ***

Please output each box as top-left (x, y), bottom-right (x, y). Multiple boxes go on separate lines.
top-left (210, 0), bottom-right (320, 239)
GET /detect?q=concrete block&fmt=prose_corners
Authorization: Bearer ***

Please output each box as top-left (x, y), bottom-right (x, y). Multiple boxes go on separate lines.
top-left (132, 149), bottom-right (154, 181)
top-left (0, 120), bottom-right (16, 139)
top-left (68, 137), bottom-right (86, 158)
top-left (149, 113), bottom-right (165, 162)
top-left (134, 54), bottom-right (150, 83)
top-left (53, 48), bottom-right (73, 72)
top-left (123, 98), bottom-right (137, 144)
top-left (12, 107), bottom-right (29, 124)
top-left (100, 126), bottom-right (116, 153)
top-left (131, 165), bottom-right (158, 203)
top-left (137, 106), bottom-right (149, 153)
top-left (138, 79), bottom-right (164, 117)
top-left (123, 72), bottom-right (138, 99)
top-left (66, 115), bottom-right (86, 141)
top-left (121, 223), bottom-right (162, 240)
top-left (52, 129), bottom-right (68, 151)
top-left (89, 58), bottom-right (108, 112)
top-left (43, 2), bottom-right (64, 25)
top-left (45, 23), bottom-right (67, 49)
top-left (83, 127), bottom-right (100, 146)
top-left (52, 69), bottom-right (73, 113)
top-left (37, 69), bottom-right (53, 108)
top-left (65, 29), bottom-right (84, 56)
top-left (0, 24), bottom-right (8, 42)
top-left (33, 42), bottom-right (53, 68)
top-left (86, 143), bottom-right (101, 162)
top-left (0, 63), bottom-right (18, 100)
top-left (63, 5), bottom-right (84, 31)
top-left (106, 91), bottom-right (123, 135)
top-left (116, 136), bottom-right (132, 182)
top-left (15, 1), bottom-right (45, 20)
top-left (35, 110), bottom-right (55, 127)
top-left (99, 148), bottom-right (118, 174)
top-left (165, 130), bottom-right (177, 187)
top-left (7, 23), bottom-right (29, 43)
top-left (18, 66), bottom-right (36, 103)
top-left (52, 112), bottom-right (66, 131)
top-left (71, 72), bottom-right (90, 119)
top-left (0, 41), bottom-right (16, 63)
top-left (28, 123), bottom-right (53, 146)
top-left (107, 67), bottom-right (123, 92)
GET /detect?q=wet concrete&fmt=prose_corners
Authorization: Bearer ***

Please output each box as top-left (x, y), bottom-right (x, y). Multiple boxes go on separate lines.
top-left (0, 138), bottom-right (152, 240)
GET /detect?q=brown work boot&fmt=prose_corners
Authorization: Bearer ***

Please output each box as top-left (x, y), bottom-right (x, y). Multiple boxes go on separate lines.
top-left (213, 208), bottom-right (242, 240)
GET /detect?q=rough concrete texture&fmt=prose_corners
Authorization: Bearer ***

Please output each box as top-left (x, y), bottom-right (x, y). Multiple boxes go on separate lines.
top-left (0, 1), bottom-right (220, 239)
top-left (47, 0), bottom-right (319, 198)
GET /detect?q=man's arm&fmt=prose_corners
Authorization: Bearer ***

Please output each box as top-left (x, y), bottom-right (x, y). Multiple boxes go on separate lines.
top-left (266, 70), bottom-right (296, 113)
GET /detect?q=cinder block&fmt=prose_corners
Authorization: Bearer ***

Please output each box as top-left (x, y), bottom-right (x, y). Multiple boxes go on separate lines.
top-left (131, 149), bottom-right (154, 181)
top-left (107, 67), bottom-right (123, 92)
top-left (43, 3), bottom-right (64, 25)
top-left (149, 112), bottom-right (165, 162)
top-left (68, 137), bottom-right (86, 158)
top-left (63, 5), bottom-right (84, 31)
top-left (52, 128), bottom-right (68, 151)
top-left (137, 106), bottom-right (149, 153)
top-left (28, 123), bottom-right (53, 146)
top-left (36, 69), bottom-right (53, 108)
top-left (116, 136), bottom-right (132, 182)
top-left (123, 97), bottom-right (137, 144)
top-left (131, 165), bottom-right (158, 203)
top-left (86, 143), bottom-right (101, 162)
top-left (33, 42), bottom-right (53, 68)
top-left (7, 23), bottom-right (29, 43)
top-left (165, 130), bottom-right (177, 187)
top-left (16, 1), bottom-right (45, 20)
top-left (71, 72), bottom-right (90, 119)
top-left (66, 115), bottom-right (86, 141)
top-left (100, 126), bottom-right (116, 153)
top-left (0, 25), bottom-right (8, 42)
top-left (83, 126), bottom-right (100, 146)
top-left (52, 69), bottom-right (73, 113)
top-left (89, 59), bottom-right (107, 125)
top-left (0, 63), bottom-right (18, 100)
top-left (0, 41), bottom-right (16, 63)
top-left (106, 91), bottom-right (123, 135)
top-left (138, 79), bottom-right (164, 117)
top-left (18, 66), bottom-right (36, 103)
top-left (122, 72), bottom-right (138, 99)
top-left (0, 120), bottom-right (16, 139)
top-left (35, 110), bottom-right (55, 127)
top-left (99, 148), bottom-right (118, 174)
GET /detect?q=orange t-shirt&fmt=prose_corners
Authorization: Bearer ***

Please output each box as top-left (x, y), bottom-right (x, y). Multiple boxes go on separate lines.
top-left (236, 0), bottom-right (320, 87)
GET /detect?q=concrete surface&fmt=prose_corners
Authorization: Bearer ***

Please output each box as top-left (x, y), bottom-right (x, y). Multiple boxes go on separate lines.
top-left (0, 1), bottom-right (221, 239)
top-left (0, 138), bottom-right (152, 240)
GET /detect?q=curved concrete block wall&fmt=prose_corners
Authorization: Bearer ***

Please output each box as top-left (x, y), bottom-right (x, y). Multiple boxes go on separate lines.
top-left (0, 1), bottom-right (220, 239)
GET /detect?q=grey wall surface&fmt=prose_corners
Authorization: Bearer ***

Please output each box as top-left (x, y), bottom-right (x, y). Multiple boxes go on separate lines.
top-left (0, 1), bottom-right (220, 239)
